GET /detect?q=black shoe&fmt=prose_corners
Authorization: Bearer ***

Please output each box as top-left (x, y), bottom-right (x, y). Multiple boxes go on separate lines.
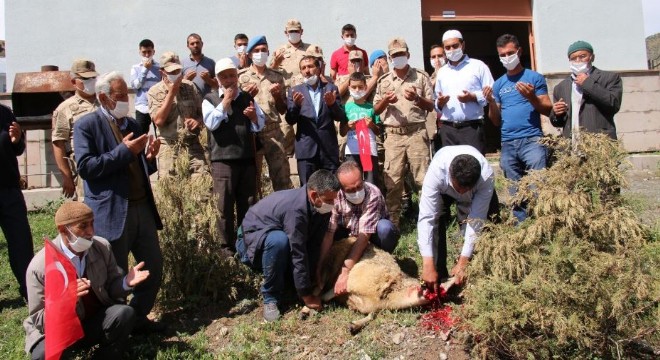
top-left (133, 317), bottom-right (167, 334)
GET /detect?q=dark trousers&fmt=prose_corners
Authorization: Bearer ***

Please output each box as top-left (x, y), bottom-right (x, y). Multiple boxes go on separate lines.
top-left (0, 187), bottom-right (34, 299)
top-left (344, 154), bottom-right (383, 192)
top-left (134, 111), bottom-right (153, 136)
top-left (438, 122), bottom-right (486, 154)
top-left (111, 201), bottom-right (162, 318)
top-left (30, 304), bottom-right (135, 360)
top-left (297, 154), bottom-right (338, 186)
top-left (211, 160), bottom-right (257, 249)
top-left (434, 192), bottom-right (500, 279)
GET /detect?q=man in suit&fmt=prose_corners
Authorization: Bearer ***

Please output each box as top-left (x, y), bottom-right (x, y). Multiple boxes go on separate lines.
top-left (73, 71), bottom-right (165, 333)
top-left (286, 55), bottom-right (347, 185)
top-left (549, 40), bottom-right (623, 141)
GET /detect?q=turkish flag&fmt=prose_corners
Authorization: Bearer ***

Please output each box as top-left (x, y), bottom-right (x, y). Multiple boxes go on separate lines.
top-left (355, 119), bottom-right (373, 171)
top-left (44, 238), bottom-right (83, 360)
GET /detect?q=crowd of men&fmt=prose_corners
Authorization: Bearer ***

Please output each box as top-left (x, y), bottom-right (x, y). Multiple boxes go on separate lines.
top-left (0, 19), bottom-right (623, 357)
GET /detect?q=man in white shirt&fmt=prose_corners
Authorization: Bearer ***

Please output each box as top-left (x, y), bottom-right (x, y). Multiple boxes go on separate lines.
top-left (417, 145), bottom-right (500, 291)
top-left (129, 39), bottom-right (160, 135)
top-left (435, 30), bottom-right (494, 154)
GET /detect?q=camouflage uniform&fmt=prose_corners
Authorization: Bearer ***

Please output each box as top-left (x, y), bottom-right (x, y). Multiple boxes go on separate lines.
top-left (374, 65), bottom-right (434, 227)
top-left (51, 93), bottom-right (98, 198)
top-left (147, 79), bottom-right (208, 178)
top-left (271, 41), bottom-right (311, 157)
top-left (238, 67), bottom-right (293, 191)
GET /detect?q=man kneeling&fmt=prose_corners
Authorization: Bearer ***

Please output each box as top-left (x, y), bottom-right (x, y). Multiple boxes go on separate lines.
top-left (237, 170), bottom-right (340, 322)
top-left (24, 202), bottom-right (150, 359)
top-left (318, 160), bottom-right (399, 296)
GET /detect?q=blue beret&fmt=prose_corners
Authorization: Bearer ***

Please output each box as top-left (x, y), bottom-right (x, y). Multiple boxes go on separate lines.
top-left (369, 50), bottom-right (386, 67)
top-left (567, 40), bottom-right (593, 57)
top-left (247, 35), bottom-right (268, 53)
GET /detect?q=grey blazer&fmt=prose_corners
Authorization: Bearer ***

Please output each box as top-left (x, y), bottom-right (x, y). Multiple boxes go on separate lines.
top-left (549, 67), bottom-right (623, 139)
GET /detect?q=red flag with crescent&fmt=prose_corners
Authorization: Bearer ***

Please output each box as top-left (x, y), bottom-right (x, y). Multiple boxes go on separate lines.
top-left (355, 119), bottom-right (373, 171)
top-left (44, 238), bottom-right (83, 360)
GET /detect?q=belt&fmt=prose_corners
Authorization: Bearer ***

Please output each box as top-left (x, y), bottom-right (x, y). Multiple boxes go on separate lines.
top-left (384, 122), bottom-right (425, 135)
top-left (440, 120), bottom-right (483, 129)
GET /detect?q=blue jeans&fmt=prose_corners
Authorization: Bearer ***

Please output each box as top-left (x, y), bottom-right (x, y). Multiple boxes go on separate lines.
top-left (333, 218), bottom-right (400, 253)
top-left (236, 230), bottom-right (290, 305)
top-left (500, 136), bottom-right (547, 222)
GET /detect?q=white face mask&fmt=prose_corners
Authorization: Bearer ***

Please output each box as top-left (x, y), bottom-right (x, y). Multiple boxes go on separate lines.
top-left (349, 89), bottom-right (367, 100)
top-left (80, 78), bottom-right (96, 95)
top-left (345, 188), bottom-right (365, 205)
top-left (66, 227), bottom-right (93, 253)
top-left (167, 73), bottom-right (181, 83)
top-left (252, 52), bottom-right (269, 67)
top-left (446, 48), bottom-right (464, 62)
top-left (288, 32), bottom-right (301, 44)
top-left (344, 37), bottom-right (356, 47)
top-left (236, 45), bottom-right (247, 54)
top-left (430, 58), bottom-right (446, 69)
top-left (303, 74), bottom-right (318, 86)
top-left (108, 99), bottom-right (130, 119)
top-left (316, 201), bottom-right (334, 214)
top-left (142, 56), bottom-right (152, 63)
top-left (499, 53), bottom-right (520, 71)
top-left (391, 56), bottom-right (408, 70)
top-left (570, 61), bottom-right (590, 75)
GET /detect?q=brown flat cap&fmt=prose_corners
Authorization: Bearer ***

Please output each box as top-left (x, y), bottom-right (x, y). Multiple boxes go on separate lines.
top-left (55, 201), bottom-right (94, 226)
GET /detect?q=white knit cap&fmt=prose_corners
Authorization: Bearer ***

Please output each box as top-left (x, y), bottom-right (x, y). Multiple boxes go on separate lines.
top-left (442, 30), bottom-right (463, 42)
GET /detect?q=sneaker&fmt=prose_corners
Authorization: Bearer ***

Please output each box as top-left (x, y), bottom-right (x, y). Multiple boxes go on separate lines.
top-left (263, 302), bottom-right (281, 322)
top-left (133, 316), bottom-right (167, 334)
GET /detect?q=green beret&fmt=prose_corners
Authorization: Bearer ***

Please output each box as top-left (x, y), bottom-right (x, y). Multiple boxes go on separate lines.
top-left (567, 41), bottom-right (593, 57)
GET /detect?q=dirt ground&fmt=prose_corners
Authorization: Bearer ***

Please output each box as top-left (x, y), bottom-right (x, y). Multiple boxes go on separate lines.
top-left (163, 168), bottom-right (659, 359)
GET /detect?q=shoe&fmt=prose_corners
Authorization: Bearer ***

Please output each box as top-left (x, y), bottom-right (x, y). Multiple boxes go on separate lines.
top-left (133, 316), bottom-right (167, 334)
top-left (263, 302), bottom-right (281, 322)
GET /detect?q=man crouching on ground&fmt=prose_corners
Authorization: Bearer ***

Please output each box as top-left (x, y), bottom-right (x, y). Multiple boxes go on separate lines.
top-left (236, 170), bottom-right (340, 322)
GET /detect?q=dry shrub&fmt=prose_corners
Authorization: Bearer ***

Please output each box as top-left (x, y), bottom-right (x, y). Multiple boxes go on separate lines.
top-left (154, 145), bottom-right (260, 306)
top-left (461, 134), bottom-right (660, 359)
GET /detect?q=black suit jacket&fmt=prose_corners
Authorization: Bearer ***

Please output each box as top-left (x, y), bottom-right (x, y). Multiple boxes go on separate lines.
top-left (549, 67), bottom-right (623, 139)
top-left (285, 81), bottom-right (347, 164)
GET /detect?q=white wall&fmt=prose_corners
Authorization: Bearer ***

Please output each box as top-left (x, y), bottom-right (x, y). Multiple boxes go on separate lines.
top-left (5, 0), bottom-right (425, 89)
top-left (533, 0), bottom-right (648, 73)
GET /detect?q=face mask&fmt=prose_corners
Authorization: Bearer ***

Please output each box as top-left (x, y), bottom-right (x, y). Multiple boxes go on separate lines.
top-left (570, 61), bottom-right (590, 75)
top-left (344, 37), bottom-right (356, 47)
top-left (391, 56), bottom-right (408, 70)
top-left (304, 75), bottom-right (318, 86)
top-left (499, 53), bottom-right (520, 71)
top-left (236, 45), bottom-right (247, 54)
top-left (142, 56), bottom-right (152, 63)
top-left (345, 188), bottom-right (365, 205)
top-left (252, 52), bottom-right (269, 67)
top-left (349, 89), bottom-right (367, 100)
top-left (316, 201), bottom-right (334, 214)
top-left (288, 32), bottom-right (301, 44)
top-left (351, 63), bottom-right (361, 73)
top-left (430, 58), bottom-right (446, 69)
top-left (167, 73), bottom-right (181, 83)
top-left (109, 99), bottom-right (130, 119)
top-left (66, 227), bottom-right (93, 253)
top-left (80, 78), bottom-right (96, 95)
top-left (446, 48), bottom-right (464, 62)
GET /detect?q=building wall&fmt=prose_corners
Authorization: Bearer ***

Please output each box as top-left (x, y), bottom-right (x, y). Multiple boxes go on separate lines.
top-left (5, 0), bottom-right (425, 90)
top-left (533, 0), bottom-right (648, 73)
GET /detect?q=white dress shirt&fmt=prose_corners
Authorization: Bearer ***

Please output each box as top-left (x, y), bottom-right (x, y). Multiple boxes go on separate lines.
top-left (417, 145), bottom-right (495, 258)
top-left (202, 88), bottom-right (265, 132)
top-left (434, 55), bottom-right (494, 121)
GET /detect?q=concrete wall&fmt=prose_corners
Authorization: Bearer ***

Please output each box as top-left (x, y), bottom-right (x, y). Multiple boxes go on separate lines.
top-left (533, 0), bottom-right (648, 73)
top-left (545, 71), bottom-right (660, 152)
top-left (5, 0), bottom-right (425, 90)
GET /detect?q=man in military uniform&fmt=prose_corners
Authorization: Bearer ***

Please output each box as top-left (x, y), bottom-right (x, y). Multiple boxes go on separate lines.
top-left (374, 38), bottom-right (434, 227)
top-left (238, 35), bottom-right (293, 192)
top-left (148, 52), bottom-right (207, 178)
top-left (51, 59), bottom-right (99, 199)
top-left (271, 19), bottom-right (312, 158)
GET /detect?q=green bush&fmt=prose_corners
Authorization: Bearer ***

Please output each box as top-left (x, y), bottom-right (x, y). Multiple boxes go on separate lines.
top-left (461, 134), bottom-right (659, 358)
top-left (154, 147), bottom-right (260, 306)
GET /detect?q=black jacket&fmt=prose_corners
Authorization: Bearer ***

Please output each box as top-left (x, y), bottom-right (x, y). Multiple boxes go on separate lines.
top-left (0, 105), bottom-right (25, 189)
